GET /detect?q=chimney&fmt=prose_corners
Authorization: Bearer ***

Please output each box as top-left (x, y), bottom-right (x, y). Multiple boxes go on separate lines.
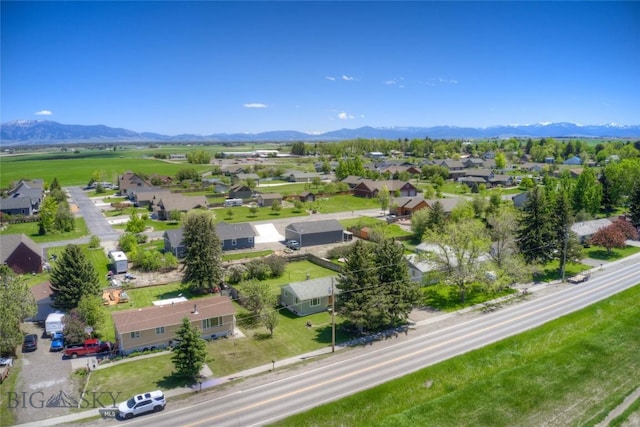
top-left (193, 304), bottom-right (198, 314)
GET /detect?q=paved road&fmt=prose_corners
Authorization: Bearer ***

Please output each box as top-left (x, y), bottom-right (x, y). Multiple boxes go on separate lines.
top-left (66, 187), bottom-right (122, 242)
top-left (80, 256), bottom-right (639, 427)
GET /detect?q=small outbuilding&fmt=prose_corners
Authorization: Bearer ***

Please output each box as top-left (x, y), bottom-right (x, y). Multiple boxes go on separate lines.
top-left (109, 251), bottom-right (128, 274)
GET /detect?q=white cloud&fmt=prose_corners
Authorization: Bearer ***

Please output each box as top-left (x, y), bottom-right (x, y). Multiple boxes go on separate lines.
top-left (384, 80), bottom-right (397, 85)
top-left (439, 77), bottom-right (458, 84)
top-left (341, 75), bottom-right (355, 81)
top-left (325, 76), bottom-right (336, 81)
top-left (35, 110), bottom-right (53, 116)
top-left (338, 111), bottom-right (355, 120)
top-left (243, 103), bottom-right (267, 108)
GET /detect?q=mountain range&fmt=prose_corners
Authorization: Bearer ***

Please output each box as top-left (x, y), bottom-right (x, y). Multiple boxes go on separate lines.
top-left (1, 120), bottom-right (639, 145)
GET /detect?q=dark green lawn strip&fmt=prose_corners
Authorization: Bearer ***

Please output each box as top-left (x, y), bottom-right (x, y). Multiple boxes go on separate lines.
top-left (273, 285), bottom-right (640, 427)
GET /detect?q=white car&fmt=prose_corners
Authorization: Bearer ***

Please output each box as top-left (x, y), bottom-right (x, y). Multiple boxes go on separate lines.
top-left (118, 390), bottom-right (165, 419)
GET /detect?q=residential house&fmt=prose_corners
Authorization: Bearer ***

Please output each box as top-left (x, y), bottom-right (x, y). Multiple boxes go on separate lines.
top-left (425, 198), bottom-right (466, 216)
top-left (232, 173), bottom-right (260, 185)
top-left (298, 191), bottom-right (316, 203)
top-left (228, 185), bottom-right (253, 199)
top-left (0, 234), bottom-right (43, 274)
top-left (488, 174), bottom-right (513, 187)
top-left (391, 196), bottom-right (428, 216)
top-left (111, 296), bottom-right (236, 355)
top-left (282, 171), bottom-right (321, 183)
top-left (163, 229), bottom-right (187, 259)
top-left (512, 191), bottom-right (530, 209)
top-left (341, 175), bottom-right (366, 189)
top-left (156, 194), bottom-right (208, 220)
top-left (563, 156), bottom-right (582, 166)
top-left (571, 218), bottom-right (613, 244)
top-left (280, 276), bottom-right (339, 316)
top-left (482, 151), bottom-right (496, 160)
top-left (436, 159), bottom-right (466, 179)
top-left (216, 221), bottom-right (256, 251)
top-left (314, 161), bottom-right (338, 173)
top-left (256, 193), bottom-right (283, 207)
top-left (405, 254), bottom-right (437, 284)
top-left (379, 165), bottom-right (422, 177)
top-left (285, 219), bottom-right (344, 247)
top-left (220, 165), bottom-right (245, 176)
top-left (353, 180), bottom-right (417, 198)
top-left (462, 158), bottom-right (485, 169)
top-left (164, 222), bottom-right (256, 257)
top-left (521, 162), bottom-right (544, 173)
top-left (459, 176), bottom-right (488, 191)
top-left (1, 179), bottom-right (45, 216)
top-left (132, 188), bottom-right (172, 207)
top-left (202, 178), bottom-right (230, 194)
top-left (118, 171), bottom-right (151, 196)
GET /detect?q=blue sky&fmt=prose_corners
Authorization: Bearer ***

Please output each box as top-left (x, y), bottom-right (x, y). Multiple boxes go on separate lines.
top-left (2, 1), bottom-right (639, 135)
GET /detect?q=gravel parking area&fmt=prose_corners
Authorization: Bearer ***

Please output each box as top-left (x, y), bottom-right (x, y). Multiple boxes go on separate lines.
top-left (12, 322), bottom-right (79, 425)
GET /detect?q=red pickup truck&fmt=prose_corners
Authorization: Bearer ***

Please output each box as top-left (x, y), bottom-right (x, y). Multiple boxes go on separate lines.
top-left (64, 339), bottom-right (112, 359)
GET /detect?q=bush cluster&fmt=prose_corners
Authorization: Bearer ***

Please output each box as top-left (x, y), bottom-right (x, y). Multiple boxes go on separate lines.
top-left (225, 255), bottom-right (285, 284)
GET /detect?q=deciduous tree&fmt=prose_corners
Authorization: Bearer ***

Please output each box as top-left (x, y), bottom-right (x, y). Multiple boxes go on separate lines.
top-left (589, 218), bottom-right (639, 254)
top-left (0, 266), bottom-right (37, 355)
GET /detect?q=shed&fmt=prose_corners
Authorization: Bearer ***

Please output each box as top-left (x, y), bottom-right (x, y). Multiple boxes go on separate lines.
top-left (109, 251), bottom-right (128, 274)
top-left (284, 219), bottom-right (344, 247)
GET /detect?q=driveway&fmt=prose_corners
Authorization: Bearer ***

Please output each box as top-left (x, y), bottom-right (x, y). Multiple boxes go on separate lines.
top-left (12, 322), bottom-right (79, 425)
top-left (66, 187), bottom-right (121, 242)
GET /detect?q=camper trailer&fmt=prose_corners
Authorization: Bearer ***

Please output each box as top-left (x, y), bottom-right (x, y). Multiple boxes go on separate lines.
top-left (109, 251), bottom-right (128, 274)
top-left (45, 312), bottom-right (65, 337)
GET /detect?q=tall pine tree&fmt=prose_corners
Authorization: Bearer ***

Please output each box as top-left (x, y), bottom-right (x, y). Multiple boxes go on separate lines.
top-left (336, 240), bottom-right (378, 333)
top-left (550, 188), bottom-right (582, 278)
top-left (171, 317), bottom-right (207, 380)
top-left (517, 186), bottom-right (555, 264)
top-left (629, 184), bottom-right (640, 229)
top-left (182, 211), bottom-right (223, 293)
top-left (50, 244), bottom-right (100, 309)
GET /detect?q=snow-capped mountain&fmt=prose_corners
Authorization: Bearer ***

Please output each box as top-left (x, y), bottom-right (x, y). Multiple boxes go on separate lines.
top-left (1, 120), bottom-right (639, 145)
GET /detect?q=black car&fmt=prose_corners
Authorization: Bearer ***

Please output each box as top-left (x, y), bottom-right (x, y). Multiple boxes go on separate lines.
top-left (22, 334), bottom-right (38, 352)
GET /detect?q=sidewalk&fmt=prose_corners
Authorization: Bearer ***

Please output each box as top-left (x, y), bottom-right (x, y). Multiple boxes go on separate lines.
top-left (16, 250), bottom-right (640, 427)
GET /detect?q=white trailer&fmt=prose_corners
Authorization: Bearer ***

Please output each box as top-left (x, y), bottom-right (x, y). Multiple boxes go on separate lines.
top-left (45, 312), bottom-right (65, 337)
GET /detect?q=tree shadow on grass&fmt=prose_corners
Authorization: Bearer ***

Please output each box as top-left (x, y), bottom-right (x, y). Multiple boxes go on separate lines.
top-left (585, 249), bottom-right (623, 260)
top-left (156, 372), bottom-right (195, 390)
top-left (253, 332), bottom-right (272, 341)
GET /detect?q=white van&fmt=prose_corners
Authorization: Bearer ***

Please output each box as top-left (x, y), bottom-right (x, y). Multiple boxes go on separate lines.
top-left (45, 313), bottom-right (65, 337)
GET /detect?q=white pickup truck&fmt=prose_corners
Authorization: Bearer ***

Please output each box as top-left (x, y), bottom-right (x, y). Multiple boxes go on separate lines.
top-left (568, 273), bottom-right (590, 284)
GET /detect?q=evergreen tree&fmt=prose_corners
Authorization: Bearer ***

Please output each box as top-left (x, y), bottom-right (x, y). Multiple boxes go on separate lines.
top-left (0, 266), bottom-right (37, 355)
top-left (551, 188), bottom-right (581, 277)
top-left (336, 240), bottom-right (378, 333)
top-left (50, 244), bottom-right (100, 309)
top-left (517, 187), bottom-right (555, 264)
top-left (172, 317), bottom-right (207, 380)
top-left (49, 177), bottom-right (61, 191)
top-left (182, 211), bottom-right (223, 293)
top-left (426, 201), bottom-right (446, 232)
top-left (373, 239), bottom-right (419, 328)
top-left (629, 183), bottom-right (640, 229)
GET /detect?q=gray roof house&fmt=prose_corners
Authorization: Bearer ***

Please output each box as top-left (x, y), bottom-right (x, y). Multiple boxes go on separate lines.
top-left (284, 219), bottom-right (344, 247)
top-left (1, 179), bottom-right (45, 216)
top-left (0, 196), bottom-right (34, 216)
top-left (280, 276), bottom-right (339, 316)
top-left (571, 218), bottom-right (613, 244)
top-left (216, 222), bottom-right (256, 251)
top-left (164, 222), bottom-right (256, 257)
top-left (282, 171), bottom-right (321, 183)
top-left (406, 254), bottom-right (437, 284)
top-left (256, 193), bottom-right (283, 207)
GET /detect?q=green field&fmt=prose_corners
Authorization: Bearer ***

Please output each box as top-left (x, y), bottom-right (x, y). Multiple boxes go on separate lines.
top-left (0, 218), bottom-right (89, 243)
top-left (276, 284), bottom-right (640, 427)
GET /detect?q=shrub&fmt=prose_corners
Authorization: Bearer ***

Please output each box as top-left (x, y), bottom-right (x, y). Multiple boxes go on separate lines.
top-left (246, 259), bottom-right (270, 281)
top-left (226, 264), bottom-right (247, 284)
top-left (264, 255), bottom-right (286, 277)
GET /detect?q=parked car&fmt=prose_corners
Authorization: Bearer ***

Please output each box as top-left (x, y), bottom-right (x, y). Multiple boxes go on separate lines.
top-left (50, 332), bottom-right (64, 352)
top-left (22, 334), bottom-right (38, 352)
top-left (286, 239), bottom-right (301, 250)
top-left (118, 390), bottom-right (166, 419)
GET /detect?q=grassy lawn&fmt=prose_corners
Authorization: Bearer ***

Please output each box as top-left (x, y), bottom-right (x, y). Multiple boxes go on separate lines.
top-left (257, 182), bottom-right (311, 195)
top-left (312, 195), bottom-right (381, 213)
top-left (213, 206), bottom-right (309, 223)
top-left (422, 283), bottom-right (517, 312)
top-left (534, 261), bottom-right (592, 283)
top-left (276, 284), bottom-right (640, 427)
top-left (0, 218), bottom-right (89, 243)
top-left (46, 244), bottom-right (112, 282)
top-left (234, 260), bottom-right (338, 295)
top-left (339, 217), bottom-right (413, 239)
top-left (222, 249), bottom-right (273, 262)
top-left (583, 245), bottom-right (640, 261)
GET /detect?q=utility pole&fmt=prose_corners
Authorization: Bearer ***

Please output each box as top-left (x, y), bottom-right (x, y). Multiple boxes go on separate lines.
top-left (561, 225), bottom-right (568, 282)
top-left (331, 277), bottom-right (336, 353)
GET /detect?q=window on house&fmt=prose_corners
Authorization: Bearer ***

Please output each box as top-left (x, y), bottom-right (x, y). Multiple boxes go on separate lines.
top-left (310, 298), bottom-right (320, 307)
top-left (130, 331), bottom-right (140, 339)
top-left (248, 237), bottom-right (254, 243)
top-left (156, 327), bottom-right (165, 335)
top-left (202, 317), bottom-right (222, 329)
top-left (232, 238), bottom-right (237, 246)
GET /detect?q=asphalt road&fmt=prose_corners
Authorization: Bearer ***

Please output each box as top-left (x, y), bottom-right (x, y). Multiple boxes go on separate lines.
top-left (93, 257), bottom-right (639, 427)
top-left (66, 186), bottom-right (122, 242)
